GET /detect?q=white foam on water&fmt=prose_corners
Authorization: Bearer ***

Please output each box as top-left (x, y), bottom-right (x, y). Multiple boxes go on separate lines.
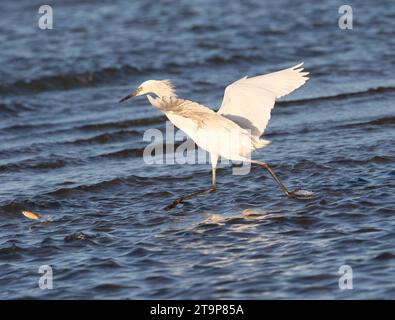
top-left (294, 189), bottom-right (315, 197)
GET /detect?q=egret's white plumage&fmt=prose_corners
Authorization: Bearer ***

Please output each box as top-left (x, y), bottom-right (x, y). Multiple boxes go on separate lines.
top-left (147, 95), bottom-right (259, 163)
top-left (120, 63), bottom-right (312, 209)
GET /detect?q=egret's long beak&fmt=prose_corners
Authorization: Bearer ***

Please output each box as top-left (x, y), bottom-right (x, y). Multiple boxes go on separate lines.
top-left (119, 90), bottom-right (138, 103)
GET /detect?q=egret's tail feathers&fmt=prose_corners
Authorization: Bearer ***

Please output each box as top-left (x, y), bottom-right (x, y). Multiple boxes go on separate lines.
top-left (252, 138), bottom-right (270, 149)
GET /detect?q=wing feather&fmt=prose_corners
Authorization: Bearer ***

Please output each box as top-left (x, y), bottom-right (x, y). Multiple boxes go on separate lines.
top-left (218, 63), bottom-right (309, 137)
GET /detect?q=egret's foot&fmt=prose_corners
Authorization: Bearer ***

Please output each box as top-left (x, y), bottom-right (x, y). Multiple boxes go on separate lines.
top-left (163, 187), bottom-right (216, 211)
top-left (287, 188), bottom-right (315, 199)
top-left (163, 198), bottom-right (183, 211)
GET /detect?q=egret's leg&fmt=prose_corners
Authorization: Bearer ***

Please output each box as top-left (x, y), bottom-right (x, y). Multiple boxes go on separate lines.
top-left (212, 167), bottom-right (216, 190)
top-left (164, 168), bottom-right (217, 211)
top-left (252, 160), bottom-right (301, 198)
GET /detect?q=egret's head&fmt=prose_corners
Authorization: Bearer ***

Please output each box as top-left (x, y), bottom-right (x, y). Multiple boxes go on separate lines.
top-left (119, 80), bottom-right (176, 103)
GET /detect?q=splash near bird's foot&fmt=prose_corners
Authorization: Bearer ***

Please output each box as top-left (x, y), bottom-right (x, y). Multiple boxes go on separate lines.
top-left (287, 189), bottom-right (315, 199)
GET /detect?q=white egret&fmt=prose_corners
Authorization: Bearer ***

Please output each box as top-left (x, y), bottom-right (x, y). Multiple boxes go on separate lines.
top-left (120, 63), bottom-right (313, 209)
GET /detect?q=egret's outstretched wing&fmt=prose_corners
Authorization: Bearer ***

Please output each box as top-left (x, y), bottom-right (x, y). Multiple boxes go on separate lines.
top-left (218, 63), bottom-right (309, 137)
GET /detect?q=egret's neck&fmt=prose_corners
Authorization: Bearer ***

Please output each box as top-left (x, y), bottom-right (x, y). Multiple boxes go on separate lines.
top-left (146, 94), bottom-right (178, 113)
top-left (146, 87), bottom-right (177, 109)
top-left (147, 95), bottom-right (159, 108)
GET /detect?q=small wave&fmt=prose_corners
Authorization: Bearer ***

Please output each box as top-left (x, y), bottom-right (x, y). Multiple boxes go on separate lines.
top-left (369, 116), bottom-right (395, 126)
top-left (66, 130), bottom-right (140, 146)
top-left (188, 24), bottom-right (219, 32)
top-left (205, 53), bottom-right (262, 65)
top-left (327, 155), bottom-right (394, 166)
top-left (0, 101), bottom-right (33, 115)
top-left (0, 201), bottom-right (35, 217)
top-left (0, 198), bottom-right (62, 217)
top-left (374, 252), bottom-right (395, 261)
top-left (96, 147), bottom-right (144, 159)
top-left (279, 86), bottom-right (395, 106)
top-left (93, 283), bottom-right (129, 291)
top-left (0, 65), bottom-right (143, 94)
top-left (0, 243), bottom-right (26, 256)
top-left (45, 175), bottom-right (149, 197)
top-left (0, 157), bottom-right (80, 174)
top-left (0, 116), bottom-right (163, 140)
top-left (43, 173), bottom-right (180, 199)
top-left (0, 121), bottom-right (59, 133)
top-left (93, 140), bottom-right (193, 160)
top-left (292, 159), bottom-right (331, 171)
top-left (0, 116), bottom-right (161, 138)
top-left (338, 116), bottom-right (395, 129)
top-left (77, 116), bottom-right (165, 131)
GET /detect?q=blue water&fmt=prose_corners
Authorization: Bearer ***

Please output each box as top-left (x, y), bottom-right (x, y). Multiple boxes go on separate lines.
top-left (0, 0), bottom-right (394, 299)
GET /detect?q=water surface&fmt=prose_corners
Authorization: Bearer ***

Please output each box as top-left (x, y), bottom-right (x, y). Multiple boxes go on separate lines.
top-left (0, 0), bottom-right (394, 299)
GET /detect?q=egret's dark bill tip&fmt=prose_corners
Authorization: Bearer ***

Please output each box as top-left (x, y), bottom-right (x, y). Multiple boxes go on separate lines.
top-left (119, 95), bottom-right (131, 103)
top-left (118, 96), bottom-right (127, 103)
top-left (119, 90), bottom-right (138, 103)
